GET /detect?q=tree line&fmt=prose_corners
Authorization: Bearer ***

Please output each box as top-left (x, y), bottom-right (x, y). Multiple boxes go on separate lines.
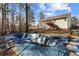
top-left (0, 3), bottom-right (35, 35)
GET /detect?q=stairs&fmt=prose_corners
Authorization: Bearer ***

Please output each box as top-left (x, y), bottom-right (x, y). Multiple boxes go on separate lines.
top-left (45, 22), bottom-right (61, 30)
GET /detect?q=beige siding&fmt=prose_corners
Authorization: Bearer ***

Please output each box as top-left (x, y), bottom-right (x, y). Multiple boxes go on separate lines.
top-left (54, 19), bottom-right (68, 29)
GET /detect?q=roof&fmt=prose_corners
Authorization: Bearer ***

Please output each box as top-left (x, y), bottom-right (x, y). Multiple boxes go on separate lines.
top-left (46, 13), bottom-right (71, 20)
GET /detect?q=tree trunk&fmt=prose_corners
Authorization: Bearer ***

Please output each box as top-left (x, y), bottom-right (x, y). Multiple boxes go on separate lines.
top-left (5, 3), bottom-right (9, 34)
top-left (11, 4), bottom-right (15, 33)
top-left (25, 3), bottom-right (29, 33)
top-left (1, 4), bottom-right (4, 35)
top-left (6, 4), bottom-right (9, 34)
top-left (1, 4), bottom-right (6, 35)
top-left (19, 4), bottom-right (22, 33)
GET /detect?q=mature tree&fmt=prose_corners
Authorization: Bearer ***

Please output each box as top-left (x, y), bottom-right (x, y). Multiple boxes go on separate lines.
top-left (19, 3), bottom-right (22, 32)
top-left (39, 10), bottom-right (45, 20)
top-left (0, 3), bottom-right (11, 35)
top-left (1, 3), bottom-right (6, 35)
top-left (25, 3), bottom-right (29, 32)
top-left (5, 3), bottom-right (9, 34)
top-left (10, 4), bottom-right (16, 33)
top-left (1, 3), bottom-right (4, 35)
top-left (25, 3), bottom-right (35, 32)
top-left (0, 3), bottom-right (35, 35)
top-left (39, 10), bottom-right (45, 29)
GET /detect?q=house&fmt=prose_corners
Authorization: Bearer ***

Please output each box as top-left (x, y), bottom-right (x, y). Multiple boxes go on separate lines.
top-left (39, 13), bottom-right (72, 30)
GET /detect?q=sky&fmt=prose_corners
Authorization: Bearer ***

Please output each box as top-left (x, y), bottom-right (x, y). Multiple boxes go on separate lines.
top-left (30, 3), bottom-right (79, 24)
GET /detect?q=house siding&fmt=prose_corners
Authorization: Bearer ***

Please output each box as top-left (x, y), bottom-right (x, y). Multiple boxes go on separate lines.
top-left (54, 18), bottom-right (68, 29)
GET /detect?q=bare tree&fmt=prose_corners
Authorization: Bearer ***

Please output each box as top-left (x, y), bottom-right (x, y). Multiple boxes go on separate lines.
top-left (1, 3), bottom-right (10, 35)
top-left (25, 3), bottom-right (35, 33)
top-left (25, 3), bottom-right (29, 32)
top-left (39, 10), bottom-right (45, 30)
top-left (0, 3), bottom-right (35, 35)
top-left (39, 10), bottom-right (45, 20)
top-left (5, 3), bottom-right (9, 34)
top-left (11, 4), bottom-right (16, 33)
top-left (1, 3), bottom-right (6, 35)
top-left (19, 3), bottom-right (22, 32)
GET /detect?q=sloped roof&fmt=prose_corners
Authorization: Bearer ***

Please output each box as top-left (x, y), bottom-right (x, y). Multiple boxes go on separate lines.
top-left (46, 13), bottom-right (71, 20)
